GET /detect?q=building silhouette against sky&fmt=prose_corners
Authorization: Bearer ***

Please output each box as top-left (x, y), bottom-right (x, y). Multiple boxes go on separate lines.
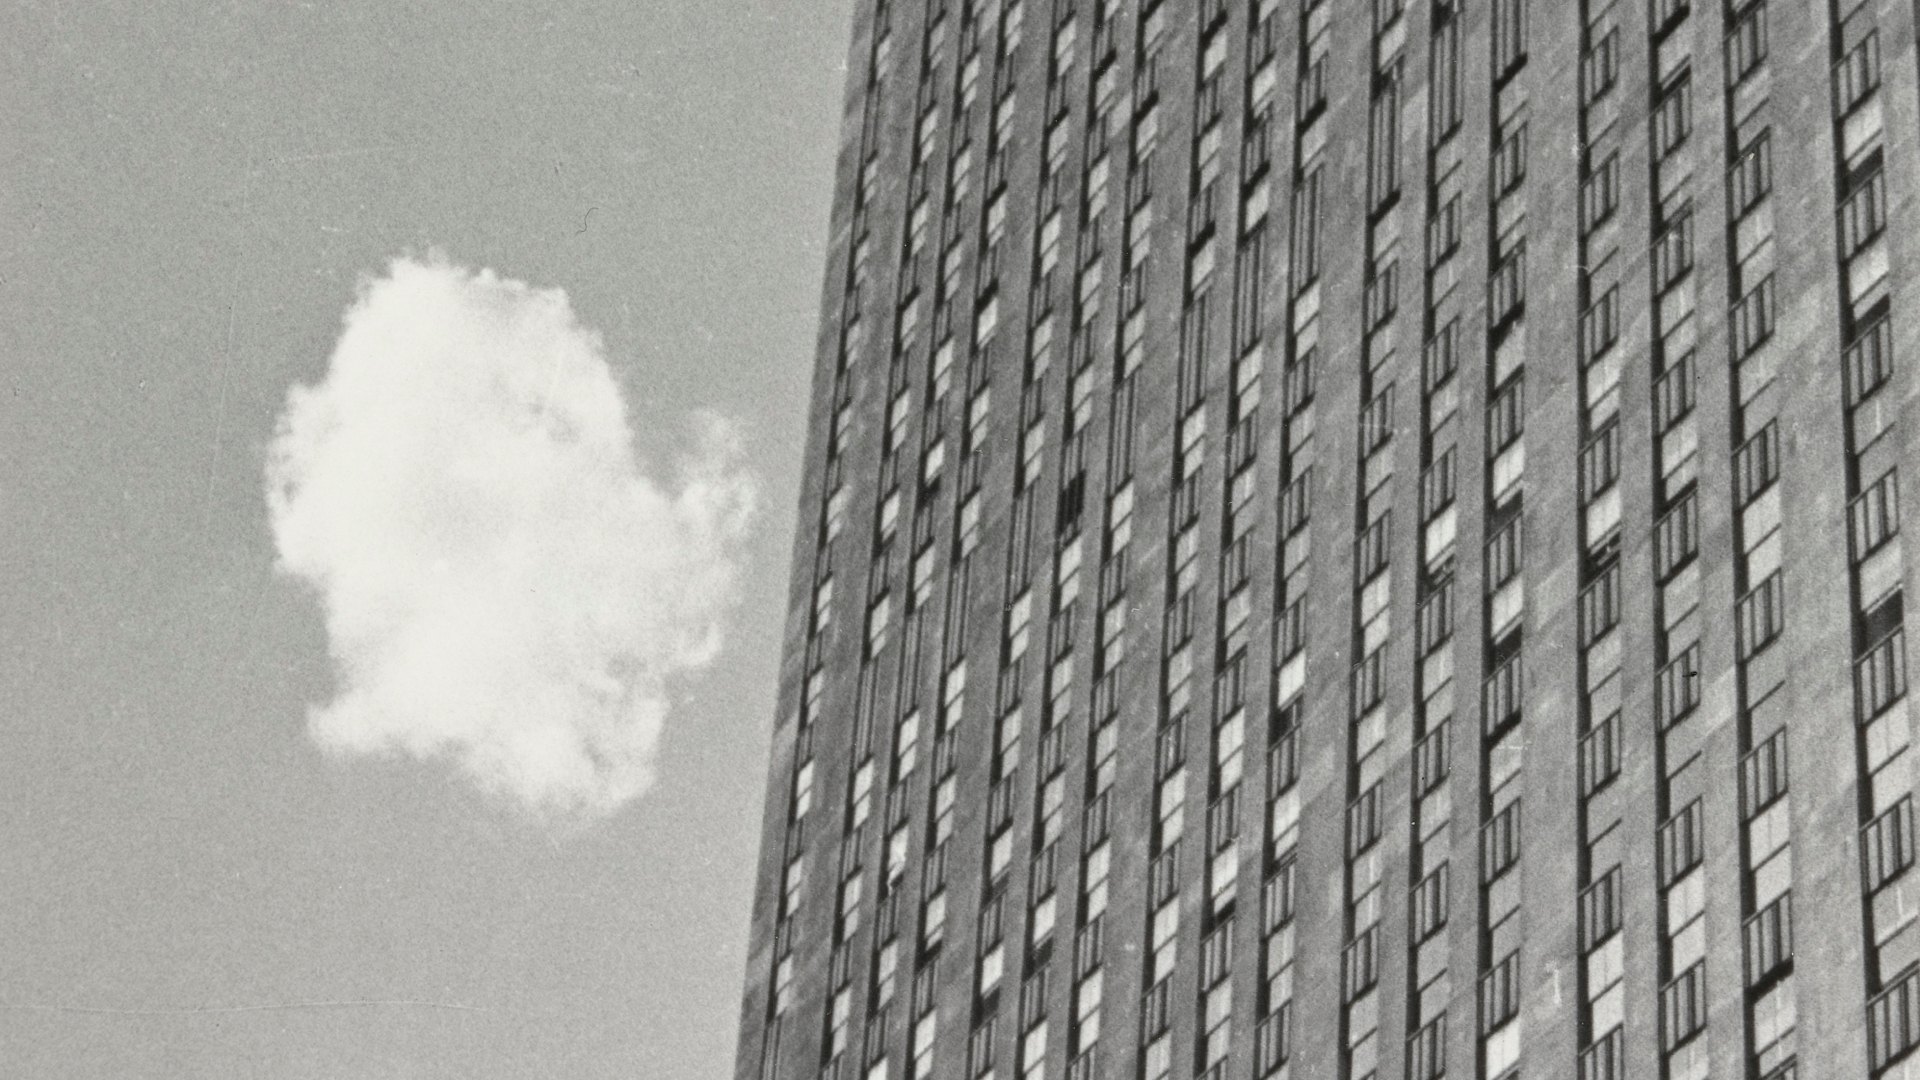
top-left (734, 0), bottom-right (1920, 1077)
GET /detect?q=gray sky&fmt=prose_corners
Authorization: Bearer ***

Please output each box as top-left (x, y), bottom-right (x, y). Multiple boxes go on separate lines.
top-left (1, 1), bottom-right (853, 1076)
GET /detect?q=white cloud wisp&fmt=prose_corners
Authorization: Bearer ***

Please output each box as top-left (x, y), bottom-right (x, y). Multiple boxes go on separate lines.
top-left (266, 255), bottom-right (752, 819)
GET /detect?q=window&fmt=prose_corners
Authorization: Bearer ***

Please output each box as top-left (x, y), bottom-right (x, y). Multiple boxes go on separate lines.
top-left (1580, 564), bottom-right (1621, 646)
top-left (1580, 866), bottom-right (1621, 952)
top-left (1414, 864), bottom-right (1449, 940)
top-left (1491, 0), bottom-right (1527, 79)
top-left (1724, 3), bottom-right (1767, 84)
top-left (1579, 711), bottom-right (1621, 796)
top-left (1661, 961), bottom-right (1706, 1052)
top-left (1413, 721), bottom-right (1450, 794)
top-left (1488, 518), bottom-right (1523, 586)
top-left (1429, 193), bottom-right (1461, 264)
top-left (1657, 643), bottom-right (1701, 728)
top-left (1581, 286), bottom-right (1619, 362)
top-left (1851, 470), bottom-right (1900, 560)
top-left (1291, 167), bottom-right (1322, 289)
top-left (1847, 314), bottom-right (1894, 407)
top-left (1654, 492), bottom-right (1698, 580)
top-left (1418, 578), bottom-right (1455, 655)
top-left (1868, 966), bottom-right (1920, 1071)
top-left (1488, 239), bottom-right (1526, 329)
top-left (1493, 121), bottom-right (1527, 195)
top-left (1354, 513), bottom-right (1391, 585)
top-left (1369, 73), bottom-right (1400, 210)
top-left (1736, 422), bottom-right (1780, 504)
top-left (1658, 799), bottom-right (1703, 888)
top-left (1858, 628), bottom-right (1908, 722)
top-left (1474, 645), bottom-right (1520, 730)
top-left (1480, 951), bottom-right (1521, 1033)
top-left (1654, 353), bottom-right (1695, 431)
top-left (1581, 154), bottom-right (1619, 234)
top-left (1430, 15), bottom-right (1462, 138)
top-left (1652, 72), bottom-right (1691, 158)
top-left (1409, 1014), bottom-right (1446, 1080)
top-left (1652, 211), bottom-right (1692, 292)
top-left (1343, 926), bottom-right (1380, 1000)
top-left (1347, 785), bottom-right (1382, 858)
top-left (1864, 796), bottom-right (1915, 892)
top-left (1741, 728), bottom-right (1790, 818)
top-left (1835, 30), bottom-right (1880, 117)
top-left (1738, 572), bottom-right (1785, 659)
top-left (1744, 893), bottom-right (1791, 987)
top-left (1583, 27), bottom-right (1618, 104)
top-left (1840, 165), bottom-right (1887, 259)
top-left (1729, 131), bottom-right (1772, 216)
top-left (1580, 423), bottom-right (1621, 501)
top-left (1483, 800), bottom-right (1522, 881)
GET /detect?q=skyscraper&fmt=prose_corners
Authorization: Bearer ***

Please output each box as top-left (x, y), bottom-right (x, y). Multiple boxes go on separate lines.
top-left (733, 0), bottom-right (1920, 1078)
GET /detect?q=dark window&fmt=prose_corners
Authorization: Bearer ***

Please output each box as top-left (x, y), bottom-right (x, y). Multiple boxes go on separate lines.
top-left (1660, 961), bottom-right (1706, 1052)
top-left (1492, 122), bottom-right (1528, 196)
top-left (1729, 131), bottom-right (1772, 215)
top-left (1864, 796), bottom-right (1915, 893)
top-left (1418, 578), bottom-right (1455, 655)
top-left (1737, 572), bottom-right (1784, 659)
top-left (1579, 711), bottom-right (1621, 797)
top-left (1582, 27), bottom-right (1618, 104)
top-left (1741, 727), bottom-right (1790, 819)
top-left (1581, 154), bottom-right (1619, 234)
top-left (1858, 628), bottom-right (1908, 723)
top-left (1658, 799), bottom-right (1703, 888)
top-left (1851, 470), bottom-right (1900, 560)
top-left (1735, 421), bottom-right (1780, 505)
top-left (1724, 4), bottom-right (1767, 84)
top-left (1482, 799), bottom-right (1521, 881)
top-left (1840, 166), bottom-right (1888, 259)
top-left (1654, 491), bottom-right (1698, 580)
top-left (1413, 720), bottom-right (1451, 795)
top-left (1744, 893), bottom-right (1791, 988)
top-left (1485, 654), bottom-right (1523, 736)
top-left (1657, 643), bottom-right (1701, 729)
top-left (1835, 31), bottom-right (1881, 116)
top-left (1580, 422), bottom-right (1621, 501)
top-left (1491, 0), bottom-right (1527, 79)
top-left (1652, 71), bottom-right (1691, 158)
top-left (1579, 564), bottom-right (1621, 647)
top-left (1652, 211), bottom-right (1692, 292)
top-left (1654, 353), bottom-right (1695, 431)
top-left (1480, 950), bottom-right (1521, 1033)
top-left (1847, 313), bottom-right (1894, 407)
top-left (1730, 274), bottom-right (1775, 360)
top-left (1579, 865), bottom-right (1621, 952)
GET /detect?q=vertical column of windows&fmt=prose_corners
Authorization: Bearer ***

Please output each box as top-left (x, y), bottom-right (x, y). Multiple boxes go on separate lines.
top-left (1064, 3), bottom-right (1129, 1077)
top-left (1015, 8), bottom-right (1097, 1080)
top-left (1478, 3), bottom-right (1529, 1078)
top-left (905, 4), bottom-right (973, 1079)
top-left (1710, 4), bottom-right (1800, 1079)
top-left (1338, 4), bottom-right (1412, 1079)
top-left (810, 8), bottom-right (913, 1076)
top-left (1817, 5), bottom-right (1920, 1075)
top-left (965, 3), bottom-right (1045, 1076)
top-left (1171, 2), bottom-right (1255, 1079)
top-left (1252, 3), bottom-right (1327, 1076)
top-left (1130, 6), bottom-right (1196, 1077)
top-left (1569, 4), bottom-right (1631, 1079)
top-left (1643, 5), bottom-right (1713, 1080)
top-left (769, 8), bottom-right (906, 1080)
top-left (1403, 4), bottom-right (1464, 1078)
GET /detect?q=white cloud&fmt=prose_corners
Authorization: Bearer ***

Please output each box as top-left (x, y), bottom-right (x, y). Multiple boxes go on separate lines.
top-left (266, 255), bottom-right (752, 819)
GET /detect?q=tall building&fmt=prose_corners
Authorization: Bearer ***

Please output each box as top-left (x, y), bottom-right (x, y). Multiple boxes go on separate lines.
top-left (734, 0), bottom-right (1920, 1078)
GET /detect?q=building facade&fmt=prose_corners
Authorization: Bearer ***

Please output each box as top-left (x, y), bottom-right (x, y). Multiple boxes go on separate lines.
top-left (734, 1), bottom-right (1920, 1078)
